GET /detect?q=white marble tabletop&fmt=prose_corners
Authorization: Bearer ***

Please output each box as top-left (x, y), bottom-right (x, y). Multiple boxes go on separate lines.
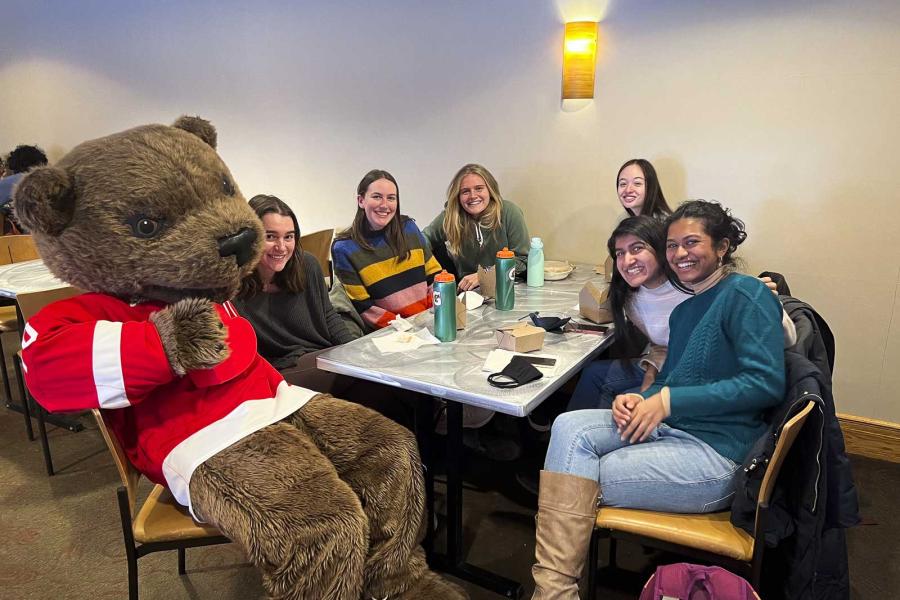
top-left (0, 259), bottom-right (68, 298)
top-left (317, 264), bottom-right (615, 417)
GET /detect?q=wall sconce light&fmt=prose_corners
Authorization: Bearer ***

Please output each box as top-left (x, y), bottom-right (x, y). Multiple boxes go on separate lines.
top-left (562, 21), bottom-right (598, 100)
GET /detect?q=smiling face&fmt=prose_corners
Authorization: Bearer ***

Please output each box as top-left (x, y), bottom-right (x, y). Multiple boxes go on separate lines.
top-left (358, 177), bottom-right (398, 231)
top-left (617, 163), bottom-right (646, 215)
top-left (614, 233), bottom-right (666, 289)
top-left (458, 173), bottom-right (491, 217)
top-left (258, 213), bottom-right (296, 281)
top-left (666, 217), bottom-right (728, 285)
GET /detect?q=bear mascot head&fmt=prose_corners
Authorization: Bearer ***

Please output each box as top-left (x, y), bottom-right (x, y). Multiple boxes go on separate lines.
top-left (13, 116), bottom-right (467, 600)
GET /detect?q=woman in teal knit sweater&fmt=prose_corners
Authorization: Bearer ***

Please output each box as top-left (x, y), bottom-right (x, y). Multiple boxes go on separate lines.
top-left (530, 200), bottom-right (786, 599)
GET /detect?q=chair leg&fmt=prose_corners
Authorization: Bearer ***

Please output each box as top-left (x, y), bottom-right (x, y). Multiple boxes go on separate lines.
top-left (12, 352), bottom-right (34, 441)
top-left (118, 487), bottom-right (140, 600)
top-left (0, 333), bottom-right (12, 406)
top-left (178, 548), bottom-right (186, 575)
top-left (36, 401), bottom-right (54, 476)
top-left (128, 551), bottom-right (139, 600)
top-left (608, 536), bottom-right (618, 568)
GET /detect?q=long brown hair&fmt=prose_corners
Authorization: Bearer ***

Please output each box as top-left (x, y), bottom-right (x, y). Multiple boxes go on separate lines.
top-left (336, 169), bottom-right (411, 262)
top-left (238, 194), bottom-right (306, 298)
top-left (442, 163), bottom-right (504, 256)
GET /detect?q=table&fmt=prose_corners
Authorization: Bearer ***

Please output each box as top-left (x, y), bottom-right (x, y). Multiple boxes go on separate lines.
top-left (0, 259), bottom-right (83, 436)
top-left (0, 259), bottom-right (68, 299)
top-left (317, 264), bottom-right (615, 598)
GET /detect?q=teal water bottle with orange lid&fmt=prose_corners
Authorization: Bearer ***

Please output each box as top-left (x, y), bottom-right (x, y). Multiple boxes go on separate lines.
top-left (495, 247), bottom-right (516, 311)
top-left (433, 270), bottom-right (457, 342)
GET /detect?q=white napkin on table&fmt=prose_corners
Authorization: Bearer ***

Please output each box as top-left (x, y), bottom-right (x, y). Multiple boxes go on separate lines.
top-left (372, 328), bottom-right (441, 354)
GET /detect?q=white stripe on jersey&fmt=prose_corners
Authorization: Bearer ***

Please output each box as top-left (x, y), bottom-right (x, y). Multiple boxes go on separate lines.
top-left (92, 321), bottom-right (131, 409)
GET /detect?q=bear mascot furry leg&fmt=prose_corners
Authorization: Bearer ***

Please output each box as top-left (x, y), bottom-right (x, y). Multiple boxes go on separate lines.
top-left (14, 116), bottom-right (467, 600)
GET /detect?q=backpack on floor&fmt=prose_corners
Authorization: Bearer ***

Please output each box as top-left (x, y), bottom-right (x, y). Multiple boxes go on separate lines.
top-left (639, 563), bottom-right (760, 600)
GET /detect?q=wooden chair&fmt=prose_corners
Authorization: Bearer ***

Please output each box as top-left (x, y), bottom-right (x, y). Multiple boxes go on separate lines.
top-left (0, 235), bottom-right (40, 408)
top-left (299, 228), bottom-right (334, 286)
top-left (91, 409), bottom-right (231, 600)
top-left (12, 285), bottom-right (83, 473)
top-left (587, 400), bottom-right (816, 597)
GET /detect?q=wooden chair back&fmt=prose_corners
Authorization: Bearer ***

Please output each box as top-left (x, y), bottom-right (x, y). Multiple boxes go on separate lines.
top-left (0, 235), bottom-right (40, 263)
top-left (299, 228), bottom-right (334, 276)
top-left (92, 409), bottom-right (142, 517)
top-left (757, 400), bottom-right (815, 507)
top-left (16, 286), bottom-right (83, 322)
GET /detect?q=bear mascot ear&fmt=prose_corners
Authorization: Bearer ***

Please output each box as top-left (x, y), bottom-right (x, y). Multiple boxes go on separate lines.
top-left (173, 115), bottom-right (217, 149)
top-left (13, 166), bottom-right (76, 236)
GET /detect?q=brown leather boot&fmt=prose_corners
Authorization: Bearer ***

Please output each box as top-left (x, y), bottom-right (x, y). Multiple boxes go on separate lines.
top-left (531, 470), bottom-right (600, 600)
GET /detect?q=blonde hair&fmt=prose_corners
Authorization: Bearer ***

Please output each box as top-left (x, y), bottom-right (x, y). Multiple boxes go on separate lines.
top-left (443, 164), bottom-right (504, 256)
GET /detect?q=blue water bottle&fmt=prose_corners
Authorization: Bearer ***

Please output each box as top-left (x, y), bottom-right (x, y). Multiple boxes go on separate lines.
top-left (495, 247), bottom-right (516, 311)
top-left (527, 237), bottom-right (544, 287)
top-left (433, 270), bottom-right (457, 342)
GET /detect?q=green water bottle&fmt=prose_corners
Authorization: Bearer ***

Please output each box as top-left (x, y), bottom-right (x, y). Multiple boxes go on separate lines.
top-left (495, 247), bottom-right (516, 311)
top-left (433, 270), bottom-right (457, 342)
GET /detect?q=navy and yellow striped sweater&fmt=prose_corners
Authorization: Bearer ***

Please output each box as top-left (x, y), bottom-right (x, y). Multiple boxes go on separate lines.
top-left (332, 217), bottom-right (442, 329)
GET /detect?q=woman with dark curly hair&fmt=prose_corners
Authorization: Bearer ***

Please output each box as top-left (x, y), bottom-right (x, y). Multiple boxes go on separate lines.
top-left (530, 201), bottom-right (787, 599)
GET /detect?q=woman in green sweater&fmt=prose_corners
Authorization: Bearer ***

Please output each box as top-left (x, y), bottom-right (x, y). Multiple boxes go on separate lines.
top-left (424, 164), bottom-right (530, 291)
top-left (530, 200), bottom-right (786, 598)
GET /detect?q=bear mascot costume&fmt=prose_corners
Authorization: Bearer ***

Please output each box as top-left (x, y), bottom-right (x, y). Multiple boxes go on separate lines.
top-left (14, 116), bottom-right (467, 600)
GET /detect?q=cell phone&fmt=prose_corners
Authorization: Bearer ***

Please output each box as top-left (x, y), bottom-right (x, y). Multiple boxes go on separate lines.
top-left (565, 322), bottom-right (609, 334)
top-left (519, 355), bottom-right (557, 367)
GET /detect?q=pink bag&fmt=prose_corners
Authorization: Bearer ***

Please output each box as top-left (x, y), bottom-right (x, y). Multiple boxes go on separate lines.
top-left (639, 563), bottom-right (759, 600)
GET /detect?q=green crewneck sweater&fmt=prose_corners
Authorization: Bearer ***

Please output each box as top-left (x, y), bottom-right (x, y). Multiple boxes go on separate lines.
top-left (643, 273), bottom-right (786, 463)
top-left (423, 200), bottom-right (530, 276)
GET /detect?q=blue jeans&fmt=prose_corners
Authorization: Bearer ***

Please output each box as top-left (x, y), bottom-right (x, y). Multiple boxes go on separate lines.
top-left (567, 359), bottom-right (644, 411)
top-left (545, 410), bottom-right (739, 513)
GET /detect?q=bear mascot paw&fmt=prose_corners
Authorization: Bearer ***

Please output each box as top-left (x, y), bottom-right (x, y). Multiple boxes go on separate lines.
top-left (14, 116), bottom-right (467, 600)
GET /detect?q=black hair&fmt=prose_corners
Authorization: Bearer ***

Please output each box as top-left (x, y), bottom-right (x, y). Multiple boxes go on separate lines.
top-left (605, 216), bottom-right (683, 346)
top-left (616, 158), bottom-right (672, 218)
top-left (6, 145), bottom-right (48, 174)
top-left (664, 200), bottom-right (747, 276)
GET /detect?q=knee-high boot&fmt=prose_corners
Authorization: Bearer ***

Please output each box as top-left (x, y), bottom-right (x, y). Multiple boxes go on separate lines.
top-left (531, 470), bottom-right (600, 600)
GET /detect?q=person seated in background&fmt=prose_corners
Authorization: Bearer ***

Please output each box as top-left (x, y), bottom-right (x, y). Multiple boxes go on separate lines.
top-left (1, 144), bottom-right (49, 233)
top-left (567, 215), bottom-right (797, 411)
top-left (530, 200), bottom-right (786, 599)
top-left (614, 158), bottom-right (672, 221)
top-left (234, 194), bottom-right (412, 426)
top-left (424, 163), bottom-right (530, 291)
top-left (332, 169), bottom-right (442, 330)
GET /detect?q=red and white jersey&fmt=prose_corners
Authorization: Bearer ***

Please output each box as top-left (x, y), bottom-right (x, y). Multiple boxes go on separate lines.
top-left (21, 293), bottom-right (317, 514)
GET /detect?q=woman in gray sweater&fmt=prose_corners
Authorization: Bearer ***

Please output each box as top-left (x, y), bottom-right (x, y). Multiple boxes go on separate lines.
top-left (234, 195), bottom-right (411, 424)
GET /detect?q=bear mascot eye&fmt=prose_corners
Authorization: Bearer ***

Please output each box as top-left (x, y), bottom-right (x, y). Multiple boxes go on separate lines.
top-left (127, 215), bottom-right (164, 239)
top-left (222, 175), bottom-right (235, 196)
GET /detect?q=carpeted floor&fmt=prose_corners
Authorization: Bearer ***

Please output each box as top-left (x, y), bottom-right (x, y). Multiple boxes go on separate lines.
top-left (0, 379), bottom-right (896, 599)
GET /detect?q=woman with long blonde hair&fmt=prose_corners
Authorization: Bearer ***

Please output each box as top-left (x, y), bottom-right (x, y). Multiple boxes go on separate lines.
top-left (424, 163), bottom-right (530, 291)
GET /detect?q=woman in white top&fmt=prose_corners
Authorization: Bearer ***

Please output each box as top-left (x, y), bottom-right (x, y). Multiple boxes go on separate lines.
top-left (568, 215), bottom-right (796, 411)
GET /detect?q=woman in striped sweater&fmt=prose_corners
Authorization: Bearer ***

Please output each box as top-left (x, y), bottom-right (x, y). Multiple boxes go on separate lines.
top-left (332, 169), bottom-right (442, 330)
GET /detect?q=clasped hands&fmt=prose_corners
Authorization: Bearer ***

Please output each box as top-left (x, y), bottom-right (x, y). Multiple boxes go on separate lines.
top-left (612, 387), bottom-right (671, 444)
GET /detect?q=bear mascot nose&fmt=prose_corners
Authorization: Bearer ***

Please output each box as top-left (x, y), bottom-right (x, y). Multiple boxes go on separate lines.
top-left (217, 227), bottom-right (258, 267)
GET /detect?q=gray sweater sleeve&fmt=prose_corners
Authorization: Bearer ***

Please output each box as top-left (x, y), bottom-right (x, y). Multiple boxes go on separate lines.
top-left (304, 254), bottom-right (357, 345)
top-left (502, 201), bottom-right (531, 274)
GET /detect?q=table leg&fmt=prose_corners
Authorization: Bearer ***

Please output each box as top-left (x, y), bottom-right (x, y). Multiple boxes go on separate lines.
top-left (414, 394), bottom-right (435, 560)
top-left (440, 401), bottom-right (523, 599)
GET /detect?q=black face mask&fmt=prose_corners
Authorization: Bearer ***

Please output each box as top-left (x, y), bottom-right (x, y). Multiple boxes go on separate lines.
top-left (527, 311), bottom-right (571, 333)
top-left (488, 355), bottom-right (544, 389)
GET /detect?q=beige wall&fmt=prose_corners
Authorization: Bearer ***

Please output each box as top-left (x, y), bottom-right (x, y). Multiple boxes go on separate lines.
top-left (2, 0), bottom-right (898, 420)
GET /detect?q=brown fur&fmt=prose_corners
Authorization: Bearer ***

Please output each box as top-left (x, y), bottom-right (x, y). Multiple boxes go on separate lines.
top-left (149, 297), bottom-right (229, 375)
top-left (16, 117), bottom-right (466, 600)
top-left (13, 117), bottom-right (263, 305)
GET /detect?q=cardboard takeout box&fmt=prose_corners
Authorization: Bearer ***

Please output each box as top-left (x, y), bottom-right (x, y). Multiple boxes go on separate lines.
top-left (494, 322), bottom-right (545, 353)
top-left (579, 281), bottom-right (613, 324)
